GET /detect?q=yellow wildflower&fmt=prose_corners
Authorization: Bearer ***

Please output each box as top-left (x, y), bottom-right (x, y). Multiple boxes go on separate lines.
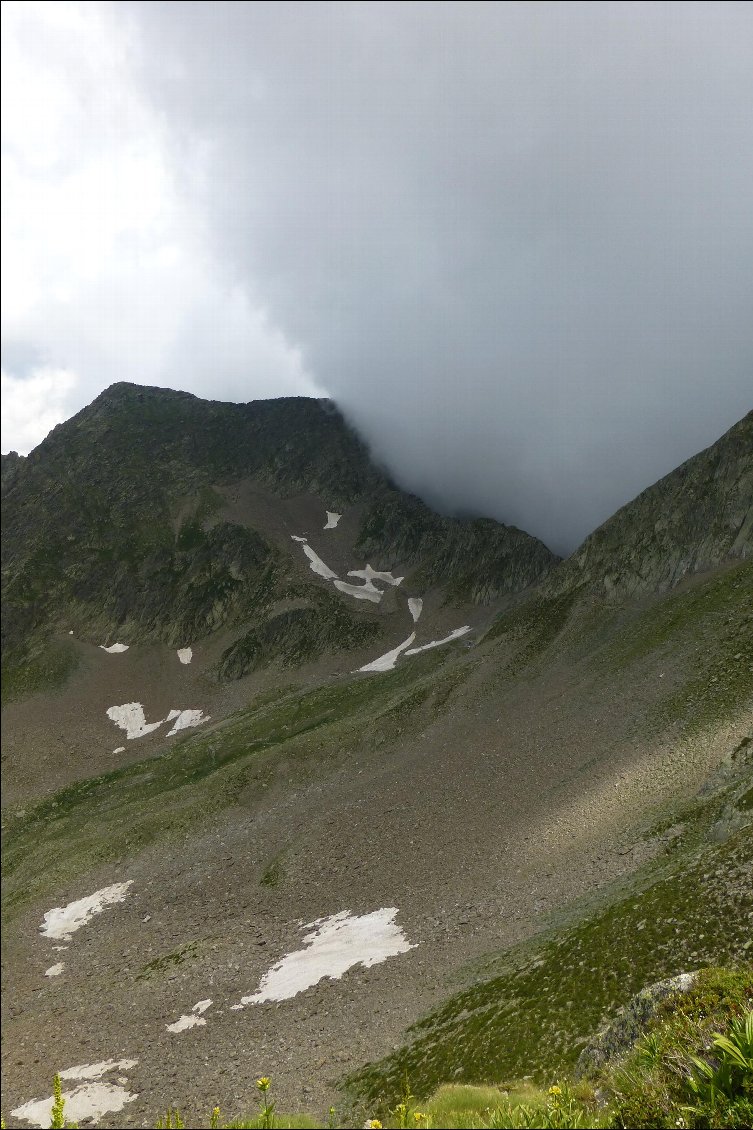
top-left (256, 1076), bottom-right (271, 1092)
top-left (548, 1084), bottom-right (562, 1096)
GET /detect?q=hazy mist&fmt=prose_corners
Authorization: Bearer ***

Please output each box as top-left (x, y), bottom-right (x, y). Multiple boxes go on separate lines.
top-left (3, 2), bottom-right (752, 553)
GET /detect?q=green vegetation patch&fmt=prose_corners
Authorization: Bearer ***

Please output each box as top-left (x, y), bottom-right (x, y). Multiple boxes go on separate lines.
top-left (600, 562), bottom-right (753, 736)
top-left (261, 859), bottom-right (285, 889)
top-left (1, 638), bottom-right (79, 705)
top-left (602, 966), bottom-right (753, 1129)
top-left (602, 561), bottom-right (752, 672)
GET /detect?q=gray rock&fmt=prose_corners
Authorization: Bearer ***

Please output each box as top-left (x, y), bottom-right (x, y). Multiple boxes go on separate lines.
top-left (575, 971), bottom-right (697, 1079)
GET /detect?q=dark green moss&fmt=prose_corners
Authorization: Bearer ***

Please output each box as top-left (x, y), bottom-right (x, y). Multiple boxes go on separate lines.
top-left (261, 860), bottom-right (284, 889)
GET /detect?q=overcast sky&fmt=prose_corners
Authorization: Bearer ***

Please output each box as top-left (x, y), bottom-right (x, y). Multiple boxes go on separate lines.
top-left (2, 1), bottom-right (751, 552)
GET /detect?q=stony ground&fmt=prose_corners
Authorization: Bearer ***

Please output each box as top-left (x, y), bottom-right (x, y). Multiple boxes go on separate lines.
top-left (3, 592), bottom-right (749, 1128)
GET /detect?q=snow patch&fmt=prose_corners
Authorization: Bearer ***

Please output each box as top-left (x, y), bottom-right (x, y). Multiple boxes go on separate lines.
top-left (99, 642), bottom-right (129, 653)
top-left (113, 746), bottom-right (125, 754)
top-left (233, 909), bottom-right (415, 1007)
top-left (59, 1061), bottom-right (137, 1082)
top-left (166, 709), bottom-right (209, 736)
top-left (408, 597), bottom-right (423, 622)
top-left (12, 1061), bottom-right (138, 1128)
top-left (40, 881), bottom-right (133, 941)
top-left (405, 626), bottom-right (472, 655)
top-left (358, 633), bottom-right (416, 673)
top-left (291, 535), bottom-right (308, 542)
top-left (177, 647), bottom-right (193, 664)
top-left (45, 963), bottom-right (64, 977)
top-left (302, 543), bottom-right (338, 579)
top-left (167, 999), bottom-right (213, 1033)
top-left (324, 511), bottom-right (342, 529)
top-left (106, 702), bottom-right (165, 740)
top-left (334, 579), bottom-right (383, 603)
top-left (107, 703), bottom-right (208, 740)
top-left (348, 564), bottom-right (403, 586)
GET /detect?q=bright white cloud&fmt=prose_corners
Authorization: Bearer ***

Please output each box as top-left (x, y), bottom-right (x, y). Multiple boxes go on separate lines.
top-left (0, 0), bottom-right (323, 455)
top-left (2, 2), bottom-right (751, 553)
top-left (0, 367), bottom-right (78, 453)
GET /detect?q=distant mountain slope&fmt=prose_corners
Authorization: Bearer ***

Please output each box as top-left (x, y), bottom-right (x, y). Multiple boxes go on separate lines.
top-left (550, 410), bottom-right (752, 597)
top-left (1, 383), bottom-right (557, 672)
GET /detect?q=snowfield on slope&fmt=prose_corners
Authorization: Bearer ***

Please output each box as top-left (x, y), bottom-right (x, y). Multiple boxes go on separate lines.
top-left (408, 597), bottom-right (423, 622)
top-left (347, 564), bottom-right (403, 586)
top-left (11, 1060), bottom-right (138, 1128)
top-left (301, 542), bottom-right (338, 579)
top-left (405, 626), bottom-right (471, 654)
top-left (292, 536), bottom-right (406, 605)
top-left (40, 882), bottom-right (134, 942)
top-left (358, 633), bottom-right (417, 672)
top-left (333, 578), bottom-right (383, 602)
top-left (107, 703), bottom-right (208, 740)
top-left (232, 908), bottom-right (415, 1007)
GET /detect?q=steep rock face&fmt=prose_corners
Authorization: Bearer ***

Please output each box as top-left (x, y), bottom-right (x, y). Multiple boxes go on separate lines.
top-left (1, 450), bottom-right (25, 493)
top-left (1, 383), bottom-right (557, 664)
top-left (549, 411), bottom-right (752, 598)
top-left (356, 495), bottom-right (557, 605)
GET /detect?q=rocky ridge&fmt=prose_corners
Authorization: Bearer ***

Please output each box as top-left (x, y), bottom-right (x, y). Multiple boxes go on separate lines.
top-left (548, 410), bottom-right (752, 598)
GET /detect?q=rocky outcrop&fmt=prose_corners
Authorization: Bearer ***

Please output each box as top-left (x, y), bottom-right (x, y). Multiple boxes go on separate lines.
top-left (216, 596), bottom-right (382, 680)
top-left (356, 494), bottom-right (558, 605)
top-left (1, 450), bottom-right (25, 495)
top-left (575, 971), bottom-right (698, 1079)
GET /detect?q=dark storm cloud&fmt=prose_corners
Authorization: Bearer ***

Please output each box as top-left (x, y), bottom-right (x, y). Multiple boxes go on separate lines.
top-left (121, 1), bottom-right (753, 553)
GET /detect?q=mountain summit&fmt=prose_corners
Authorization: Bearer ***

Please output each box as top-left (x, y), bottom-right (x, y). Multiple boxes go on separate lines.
top-left (550, 410), bottom-right (752, 597)
top-left (1, 383), bottom-right (557, 676)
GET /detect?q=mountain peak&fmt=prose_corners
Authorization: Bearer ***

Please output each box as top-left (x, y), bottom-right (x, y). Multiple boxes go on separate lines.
top-left (549, 409), bottom-right (752, 597)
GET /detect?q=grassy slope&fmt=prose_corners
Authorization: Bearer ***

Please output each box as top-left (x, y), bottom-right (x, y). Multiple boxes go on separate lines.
top-left (342, 564), bottom-right (753, 1111)
top-left (345, 769), bottom-right (752, 1110)
top-left (1, 648), bottom-right (462, 911)
top-left (3, 560), bottom-right (750, 922)
top-left (1, 559), bottom-right (751, 1125)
